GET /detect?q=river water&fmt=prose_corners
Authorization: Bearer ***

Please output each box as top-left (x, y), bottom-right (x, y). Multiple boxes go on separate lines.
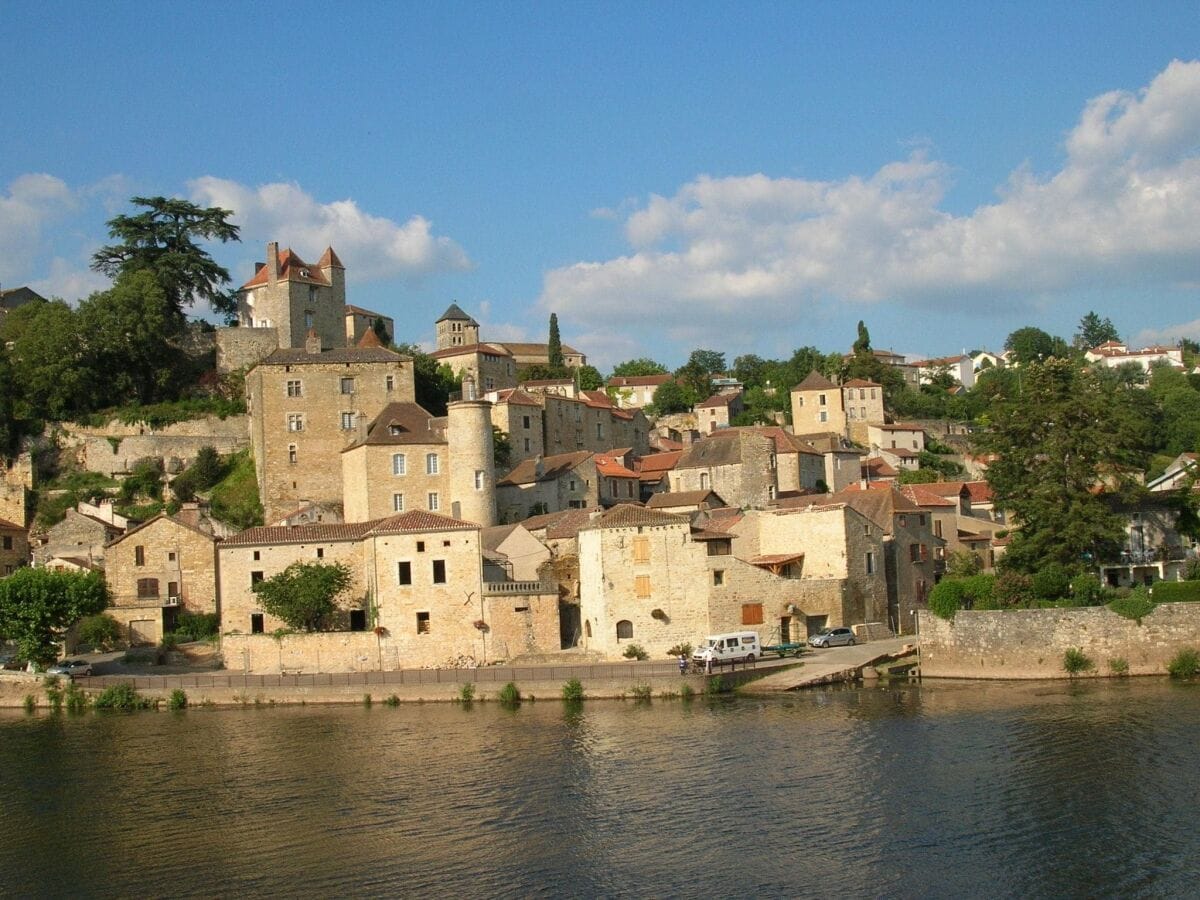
top-left (1, 679), bottom-right (1197, 899)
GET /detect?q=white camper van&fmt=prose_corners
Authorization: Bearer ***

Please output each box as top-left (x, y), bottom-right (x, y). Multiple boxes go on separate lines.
top-left (692, 631), bottom-right (760, 667)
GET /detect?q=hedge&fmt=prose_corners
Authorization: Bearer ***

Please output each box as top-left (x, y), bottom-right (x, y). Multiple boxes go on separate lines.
top-left (1150, 581), bottom-right (1200, 603)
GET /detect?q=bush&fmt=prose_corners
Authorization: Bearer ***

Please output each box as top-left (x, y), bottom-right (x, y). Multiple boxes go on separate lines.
top-left (928, 579), bottom-right (966, 620)
top-left (122, 648), bottom-right (163, 666)
top-left (77, 614), bottom-right (121, 651)
top-left (93, 682), bottom-right (153, 710)
top-left (44, 676), bottom-right (63, 712)
top-left (622, 643), bottom-right (648, 661)
top-left (169, 689), bottom-right (188, 710)
top-left (1063, 647), bottom-right (1094, 676)
top-left (23, 694), bottom-right (35, 713)
top-left (1108, 593), bottom-right (1156, 623)
top-left (1148, 581), bottom-right (1200, 603)
top-left (1032, 563), bottom-right (1072, 601)
top-left (562, 678), bottom-right (584, 702)
top-left (64, 682), bottom-right (88, 713)
top-left (1108, 657), bottom-right (1130, 676)
top-left (384, 694), bottom-right (400, 707)
top-left (1167, 647), bottom-right (1200, 678)
top-left (704, 675), bottom-right (733, 695)
top-left (629, 683), bottom-right (652, 702)
top-left (679, 684), bottom-right (695, 702)
top-left (1070, 574), bottom-right (1104, 606)
top-left (209, 449), bottom-right (264, 530)
top-left (172, 612), bottom-right (219, 641)
top-left (994, 571), bottom-right (1033, 608)
top-left (160, 632), bottom-right (178, 651)
top-left (666, 643), bottom-right (693, 659)
top-left (945, 549), bottom-right (983, 579)
top-left (458, 682), bottom-right (476, 703)
top-left (498, 682), bottom-right (520, 706)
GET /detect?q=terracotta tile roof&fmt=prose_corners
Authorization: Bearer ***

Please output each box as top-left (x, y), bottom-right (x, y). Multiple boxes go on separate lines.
top-left (595, 454), bottom-right (638, 479)
top-left (646, 490), bottom-right (723, 509)
top-left (608, 374), bottom-right (671, 388)
top-left (368, 510), bottom-right (480, 534)
top-left (650, 436), bottom-right (683, 451)
top-left (634, 451), bottom-right (682, 474)
top-left (222, 521), bottom-right (379, 547)
top-left (317, 246), bottom-right (344, 269)
top-left (501, 341), bottom-right (582, 356)
top-left (582, 504), bottom-right (688, 531)
top-left (842, 378), bottom-right (882, 388)
top-left (107, 512), bottom-right (217, 547)
top-left (697, 507), bottom-right (744, 531)
top-left (965, 481), bottom-right (994, 503)
top-left (888, 448), bottom-right (922, 459)
top-left (863, 457), bottom-right (898, 478)
top-left (874, 423), bottom-right (924, 432)
top-left (240, 248), bottom-right (334, 290)
top-left (900, 485), bottom-right (958, 507)
top-left (345, 304), bottom-right (386, 318)
top-left (357, 328), bottom-right (385, 349)
top-left (481, 523), bottom-right (520, 550)
top-left (695, 393), bottom-right (734, 409)
top-left (256, 346), bottom-right (406, 366)
top-left (748, 552), bottom-right (805, 567)
top-left (344, 402), bottom-right (444, 448)
top-left (428, 342), bottom-right (512, 360)
top-left (792, 371), bottom-right (837, 391)
top-left (491, 388), bottom-right (542, 407)
top-left (908, 354), bottom-right (969, 368)
top-left (519, 506), bottom-right (604, 540)
top-left (498, 450), bottom-right (593, 487)
top-left (0, 517), bottom-right (24, 530)
top-left (523, 378), bottom-right (575, 387)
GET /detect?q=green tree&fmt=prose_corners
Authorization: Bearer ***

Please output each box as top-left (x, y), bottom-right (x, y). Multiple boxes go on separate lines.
top-left (610, 358), bottom-right (668, 377)
top-left (547, 313), bottom-right (565, 371)
top-left (372, 317), bottom-right (391, 346)
top-left (492, 426), bottom-right (513, 472)
top-left (91, 196), bottom-right (241, 319)
top-left (575, 364), bottom-right (603, 390)
top-left (394, 343), bottom-right (460, 416)
top-left (974, 358), bottom-right (1146, 573)
top-left (647, 379), bottom-right (691, 415)
top-left (1148, 365), bottom-right (1200, 456)
top-left (171, 446), bottom-right (227, 502)
top-left (1074, 311), bottom-right (1120, 350)
top-left (251, 561), bottom-right (352, 632)
top-left (0, 569), bottom-right (110, 665)
top-left (1004, 326), bottom-right (1068, 365)
top-left (675, 349), bottom-right (725, 402)
top-left (852, 320), bottom-right (871, 355)
top-left (3, 299), bottom-right (96, 420)
top-left (209, 449), bottom-right (264, 529)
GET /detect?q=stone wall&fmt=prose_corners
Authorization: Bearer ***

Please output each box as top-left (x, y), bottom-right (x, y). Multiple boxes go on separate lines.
top-left (58, 416), bottom-right (250, 477)
top-left (216, 327), bottom-right (280, 373)
top-left (918, 603), bottom-right (1200, 678)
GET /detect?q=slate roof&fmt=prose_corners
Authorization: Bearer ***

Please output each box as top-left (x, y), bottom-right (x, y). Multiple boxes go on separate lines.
top-left (436, 303), bottom-right (477, 324)
top-left (497, 451), bottom-right (593, 487)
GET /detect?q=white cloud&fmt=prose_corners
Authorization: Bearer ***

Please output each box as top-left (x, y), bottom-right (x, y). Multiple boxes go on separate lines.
top-left (187, 178), bottom-right (472, 282)
top-left (0, 174), bottom-right (78, 284)
top-left (541, 59), bottom-right (1200, 337)
top-left (1133, 320), bottom-right (1200, 347)
top-left (31, 256), bottom-right (109, 302)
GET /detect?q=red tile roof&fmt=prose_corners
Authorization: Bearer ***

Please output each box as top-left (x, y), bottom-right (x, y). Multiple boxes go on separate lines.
top-left (595, 454), bottom-right (638, 479)
top-left (583, 504), bottom-right (688, 530)
top-left (369, 510), bottom-right (480, 533)
top-left (240, 248), bottom-right (335, 290)
top-left (608, 374), bottom-right (671, 388)
top-left (428, 343), bottom-right (512, 360)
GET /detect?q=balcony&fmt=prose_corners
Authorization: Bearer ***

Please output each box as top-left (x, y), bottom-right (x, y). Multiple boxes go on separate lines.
top-left (483, 581), bottom-right (555, 596)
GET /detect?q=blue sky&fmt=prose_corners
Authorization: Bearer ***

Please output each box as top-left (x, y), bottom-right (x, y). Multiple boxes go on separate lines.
top-left (3, 2), bottom-right (1200, 370)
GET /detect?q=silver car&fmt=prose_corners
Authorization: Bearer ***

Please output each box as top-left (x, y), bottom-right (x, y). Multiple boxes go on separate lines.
top-left (808, 627), bottom-right (856, 648)
top-left (46, 659), bottom-right (93, 678)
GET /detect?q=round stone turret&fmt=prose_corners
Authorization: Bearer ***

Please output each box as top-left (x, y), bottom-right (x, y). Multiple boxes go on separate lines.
top-left (447, 395), bottom-right (496, 527)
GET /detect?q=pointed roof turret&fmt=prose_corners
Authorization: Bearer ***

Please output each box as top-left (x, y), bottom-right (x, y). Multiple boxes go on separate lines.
top-left (357, 327), bottom-right (384, 349)
top-left (317, 246), bottom-right (344, 269)
top-left (436, 303), bottom-right (477, 325)
top-left (792, 370), bottom-right (838, 392)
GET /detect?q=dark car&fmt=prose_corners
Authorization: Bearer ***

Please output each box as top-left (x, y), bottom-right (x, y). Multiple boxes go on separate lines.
top-left (808, 627), bottom-right (856, 648)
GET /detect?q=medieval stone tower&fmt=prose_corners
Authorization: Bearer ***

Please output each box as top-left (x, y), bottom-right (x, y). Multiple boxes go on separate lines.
top-left (436, 303), bottom-right (480, 350)
top-left (237, 241), bottom-right (347, 351)
top-left (447, 375), bottom-right (496, 527)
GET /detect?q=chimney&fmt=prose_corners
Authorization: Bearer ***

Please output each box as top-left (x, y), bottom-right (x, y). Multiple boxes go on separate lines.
top-left (266, 241), bottom-right (279, 286)
top-left (356, 412), bottom-right (369, 441)
top-left (534, 454), bottom-right (544, 478)
top-left (305, 328), bottom-right (321, 355)
top-left (462, 373), bottom-right (478, 401)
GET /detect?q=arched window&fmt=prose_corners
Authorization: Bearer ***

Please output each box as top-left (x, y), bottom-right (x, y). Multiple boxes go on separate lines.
top-left (616, 620), bottom-right (633, 640)
top-left (584, 620), bottom-right (592, 638)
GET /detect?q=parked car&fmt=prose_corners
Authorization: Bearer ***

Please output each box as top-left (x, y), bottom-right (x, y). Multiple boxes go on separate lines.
top-left (808, 627), bottom-right (856, 648)
top-left (46, 659), bottom-right (93, 678)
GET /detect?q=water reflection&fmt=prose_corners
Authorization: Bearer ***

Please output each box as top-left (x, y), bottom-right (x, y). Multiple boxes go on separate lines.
top-left (1, 681), bottom-right (1199, 898)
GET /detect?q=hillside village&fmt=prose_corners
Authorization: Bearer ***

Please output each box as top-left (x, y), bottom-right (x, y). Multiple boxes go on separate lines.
top-left (2, 235), bottom-right (1200, 674)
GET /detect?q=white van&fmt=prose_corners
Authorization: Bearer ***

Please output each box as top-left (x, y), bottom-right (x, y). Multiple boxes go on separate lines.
top-left (692, 631), bottom-right (760, 666)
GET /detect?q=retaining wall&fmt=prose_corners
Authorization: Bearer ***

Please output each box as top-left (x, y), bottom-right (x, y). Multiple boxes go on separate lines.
top-left (918, 602), bottom-right (1200, 678)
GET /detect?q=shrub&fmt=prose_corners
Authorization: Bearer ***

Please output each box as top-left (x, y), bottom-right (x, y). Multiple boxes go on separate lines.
top-left (1108, 657), bottom-right (1130, 677)
top-left (994, 570), bottom-right (1033, 608)
top-left (1148, 581), bottom-right (1200, 603)
top-left (1063, 647), bottom-right (1094, 676)
top-left (384, 694), bottom-right (400, 707)
top-left (704, 675), bottom-right (733, 696)
top-left (160, 632), bottom-right (178, 651)
top-left (562, 678), bottom-right (584, 702)
top-left (458, 682), bottom-right (476, 703)
top-left (172, 612), bottom-right (219, 641)
top-left (169, 689), bottom-right (188, 710)
top-left (93, 682), bottom-right (152, 710)
top-left (629, 683), bottom-right (652, 702)
top-left (622, 643), bottom-right (648, 661)
top-left (928, 579), bottom-right (965, 620)
top-left (666, 643), bottom-right (693, 659)
top-left (77, 614), bottom-right (121, 651)
top-left (64, 682), bottom-right (88, 713)
top-left (122, 648), bottom-right (164, 666)
top-left (362, 693), bottom-right (373, 708)
top-left (44, 676), bottom-right (63, 712)
top-left (1108, 593), bottom-right (1156, 623)
top-left (23, 694), bottom-right (35, 713)
top-left (498, 682), bottom-right (521, 706)
top-left (1167, 647), bottom-right (1200, 678)
top-left (945, 549), bottom-right (983, 578)
top-left (679, 684), bottom-right (695, 702)
top-left (1069, 573), bottom-right (1103, 606)
top-left (1032, 563), bottom-right (1072, 601)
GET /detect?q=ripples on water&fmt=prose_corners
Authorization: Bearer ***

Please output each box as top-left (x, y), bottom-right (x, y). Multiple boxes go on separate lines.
top-left (1, 680), bottom-right (1198, 899)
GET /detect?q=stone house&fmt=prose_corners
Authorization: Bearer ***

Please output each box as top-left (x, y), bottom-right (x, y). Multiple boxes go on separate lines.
top-left (340, 398), bottom-right (496, 527)
top-left (104, 510), bottom-right (224, 645)
top-left (595, 453), bottom-right (640, 506)
top-left (33, 505), bottom-right (127, 567)
top-left (490, 388), bottom-right (546, 461)
top-left (345, 304), bottom-right (394, 346)
top-left (482, 523), bottom-right (550, 582)
top-left (793, 432), bottom-right (864, 493)
top-left (1085, 341), bottom-right (1185, 373)
top-left (695, 391), bottom-right (743, 433)
top-left (245, 330), bottom-right (416, 523)
top-left (607, 374), bottom-right (671, 409)
top-left (496, 451), bottom-right (598, 523)
top-left (489, 388), bottom-right (651, 463)
top-left (868, 423), bottom-right (926, 454)
top-left (790, 372), bottom-right (884, 443)
top-left (634, 450), bottom-right (682, 501)
top-left (0, 517), bottom-right (29, 575)
top-left (668, 430), bottom-right (778, 508)
top-left (429, 341), bottom-right (517, 393)
top-left (645, 489), bottom-right (726, 517)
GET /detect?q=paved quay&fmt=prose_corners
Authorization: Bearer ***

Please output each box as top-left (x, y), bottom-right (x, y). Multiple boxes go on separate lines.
top-left (739, 636), bottom-right (916, 692)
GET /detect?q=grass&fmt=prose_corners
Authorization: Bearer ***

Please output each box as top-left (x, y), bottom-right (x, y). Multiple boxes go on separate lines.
top-left (679, 684), bottom-right (695, 702)
top-left (1108, 657), bottom-right (1130, 677)
top-left (1063, 647), bottom-right (1095, 676)
top-left (1167, 647), bottom-right (1200, 678)
top-left (209, 449), bottom-right (264, 530)
top-left (169, 689), bottom-right (188, 710)
top-left (498, 682), bottom-right (521, 706)
top-left (561, 678), bottom-right (584, 702)
top-left (629, 683), bottom-right (652, 702)
top-left (458, 683), bottom-right (476, 703)
top-left (23, 694), bottom-right (36, 713)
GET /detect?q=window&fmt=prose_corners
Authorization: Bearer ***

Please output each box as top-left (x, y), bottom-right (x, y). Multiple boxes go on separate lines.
top-left (349, 610), bottom-right (367, 632)
top-left (819, 411), bottom-right (828, 423)
top-left (386, 375), bottom-right (395, 392)
top-left (427, 492), bottom-right (439, 511)
top-left (392, 493), bottom-right (405, 512)
top-left (635, 574), bottom-right (651, 598)
top-left (397, 561), bottom-right (412, 585)
top-left (316, 548), bottom-right (324, 559)
top-left (596, 423), bottom-right (603, 440)
top-left (168, 551), bottom-right (176, 562)
top-left (251, 613), bottom-right (264, 634)
top-left (251, 571), bottom-right (264, 585)
top-left (866, 552), bottom-right (875, 575)
top-left (416, 612), bottom-right (431, 634)
top-left (899, 515), bottom-right (907, 527)
top-left (253, 550), bottom-right (261, 561)
top-left (340, 412), bottom-right (355, 430)
top-left (848, 408), bottom-right (856, 420)
top-left (616, 619), bottom-right (633, 640)
top-left (860, 407), bottom-right (866, 418)
top-left (769, 453), bottom-right (777, 470)
top-left (742, 603), bottom-right (764, 626)
top-left (288, 444), bottom-right (298, 464)
top-left (700, 472), bottom-right (710, 490)
top-left (934, 520), bottom-right (943, 538)
top-left (340, 377), bottom-right (355, 395)
top-left (768, 485), bottom-right (777, 500)
top-left (417, 541), bottom-right (426, 552)
top-left (287, 414), bottom-right (304, 432)
top-left (569, 479), bottom-right (577, 491)
top-left (910, 543), bottom-right (921, 562)
top-left (304, 309), bottom-right (314, 328)
top-left (286, 380), bottom-right (302, 398)
top-left (632, 537), bottom-right (650, 563)
top-left (523, 438), bottom-right (531, 453)
top-left (474, 470), bottom-right (485, 490)
top-left (818, 393), bottom-right (827, 406)
top-left (485, 376), bottom-right (495, 390)
top-left (713, 569), bottom-right (725, 586)
top-left (426, 453), bottom-right (439, 475)
top-left (859, 389), bottom-right (866, 400)
top-left (135, 546), bottom-right (145, 566)
top-left (136, 578), bottom-right (159, 599)
top-left (523, 415), bottom-right (531, 429)
top-left (390, 453), bottom-right (407, 476)
top-left (432, 560), bottom-right (447, 583)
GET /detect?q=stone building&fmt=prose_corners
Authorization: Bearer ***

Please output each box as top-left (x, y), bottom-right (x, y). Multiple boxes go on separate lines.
top-left (668, 430), bottom-right (778, 508)
top-left (236, 242), bottom-right (347, 352)
top-left (496, 451), bottom-right (599, 523)
top-left (490, 388), bottom-right (545, 461)
top-left (429, 341), bottom-right (517, 393)
top-left (607, 374), bottom-right (671, 409)
top-left (103, 510), bottom-right (223, 645)
top-left (345, 305), bottom-right (394, 346)
top-left (33, 503), bottom-right (129, 567)
top-left (789, 372), bottom-right (884, 444)
top-left (0, 517), bottom-right (29, 575)
top-left (245, 331), bottom-right (416, 523)
top-left (695, 391), bottom-right (743, 433)
top-left (488, 388), bottom-right (651, 465)
top-left (793, 433), bottom-right (864, 493)
top-left (341, 397), bottom-right (496, 527)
